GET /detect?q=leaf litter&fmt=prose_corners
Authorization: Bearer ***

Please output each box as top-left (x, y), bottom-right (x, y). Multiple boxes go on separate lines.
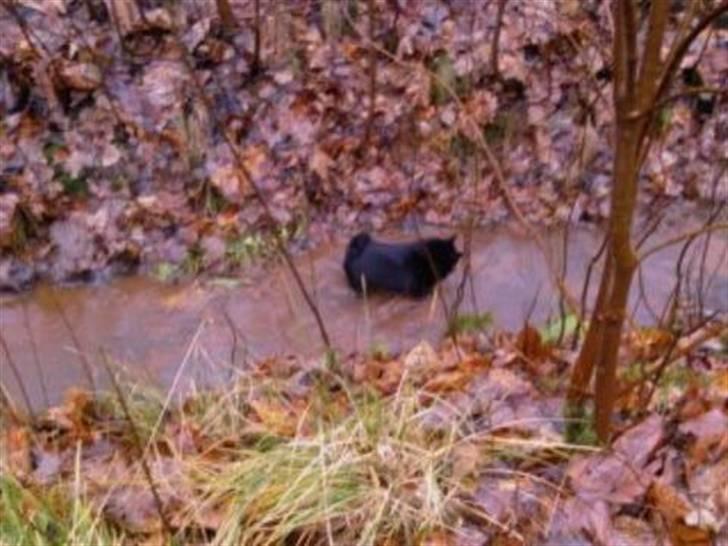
top-left (2, 328), bottom-right (726, 545)
top-left (1, 0), bottom-right (727, 544)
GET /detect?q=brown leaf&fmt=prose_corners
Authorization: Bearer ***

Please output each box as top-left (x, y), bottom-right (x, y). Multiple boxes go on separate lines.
top-left (611, 515), bottom-right (659, 546)
top-left (241, 144), bottom-right (268, 180)
top-left (647, 481), bottom-right (713, 546)
top-left (516, 323), bottom-right (551, 362)
top-left (0, 193), bottom-right (20, 248)
top-left (710, 369), bottom-right (728, 400)
top-left (248, 397), bottom-right (301, 437)
top-left (424, 368), bottom-right (470, 393)
top-left (138, 531), bottom-right (168, 546)
top-left (310, 147), bottom-right (333, 181)
top-left (424, 354), bottom-right (490, 393)
top-left (108, 0), bottom-right (141, 35)
top-left (55, 61), bottom-right (102, 92)
top-left (679, 408), bottom-right (728, 464)
top-left (2, 423), bottom-right (32, 476)
top-left (45, 387), bottom-right (94, 440)
top-left (628, 327), bottom-right (674, 361)
top-left (418, 530), bottom-right (457, 546)
top-left (373, 359), bottom-right (405, 395)
top-left (550, 497), bottom-right (614, 546)
top-left (567, 414), bottom-right (664, 503)
top-left (143, 8), bottom-right (174, 32)
top-left (210, 165), bottom-right (248, 202)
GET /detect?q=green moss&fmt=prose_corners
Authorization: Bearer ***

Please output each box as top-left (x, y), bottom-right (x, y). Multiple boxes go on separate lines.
top-left (563, 404), bottom-right (599, 446)
top-left (152, 261), bottom-right (178, 282)
top-left (447, 312), bottom-right (493, 336)
top-left (182, 244), bottom-right (204, 275)
top-left (429, 51), bottom-right (457, 106)
top-left (55, 167), bottom-right (89, 197)
top-left (540, 313), bottom-right (579, 344)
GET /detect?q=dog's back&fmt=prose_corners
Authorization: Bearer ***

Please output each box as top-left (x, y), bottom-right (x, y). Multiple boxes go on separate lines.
top-left (343, 233), bottom-right (460, 297)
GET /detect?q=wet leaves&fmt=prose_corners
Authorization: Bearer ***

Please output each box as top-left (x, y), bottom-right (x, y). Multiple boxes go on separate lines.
top-left (53, 60), bottom-right (102, 92)
top-left (0, 0), bottom-right (726, 544)
top-left (567, 415), bottom-right (664, 504)
top-left (2, 422), bottom-right (32, 476)
top-left (1, 331), bottom-right (727, 545)
top-left (1, 0), bottom-right (723, 285)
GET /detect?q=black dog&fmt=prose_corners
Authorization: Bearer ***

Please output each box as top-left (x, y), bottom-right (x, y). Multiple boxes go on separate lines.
top-left (343, 232), bottom-right (461, 298)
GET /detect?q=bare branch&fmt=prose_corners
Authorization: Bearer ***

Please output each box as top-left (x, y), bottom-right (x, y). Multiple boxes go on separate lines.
top-left (639, 222), bottom-right (728, 263)
top-left (490, 0), bottom-right (508, 77)
top-left (341, 8), bottom-right (582, 317)
top-left (163, 25), bottom-right (332, 350)
top-left (22, 303), bottom-right (49, 408)
top-left (654, 1), bottom-right (728, 115)
top-left (51, 295), bottom-right (97, 391)
top-left (0, 333), bottom-right (34, 418)
top-left (100, 351), bottom-right (174, 539)
top-left (637, 0), bottom-right (669, 108)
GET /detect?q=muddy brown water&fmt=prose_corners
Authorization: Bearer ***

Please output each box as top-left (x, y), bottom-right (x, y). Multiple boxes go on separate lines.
top-left (2, 225), bottom-right (726, 410)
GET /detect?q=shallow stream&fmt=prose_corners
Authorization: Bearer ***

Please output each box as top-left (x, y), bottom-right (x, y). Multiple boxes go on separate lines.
top-left (1, 224), bottom-right (726, 410)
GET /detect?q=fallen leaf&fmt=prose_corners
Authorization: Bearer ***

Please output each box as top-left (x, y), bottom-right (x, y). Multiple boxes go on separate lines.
top-left (310, 147), bottom-right (333, 181)
top-left (567, 414), bottom-right (664, 503)
top-left (55, 60), bottom-right (102, 91)
top-left (210, 164), bottom-right (247, 202)
top-left (679, 408), bottom-right (728, 463)
top-left (647, 480), bottom-right (713, 546)
top-left (419, 529), bottom-right (456, 546)
top-left (2, 423), bottom-right (32, 476)
top-left (249, 397), bottom-right (300, 437)
top-left (516, 322), bottom-right (551, 362)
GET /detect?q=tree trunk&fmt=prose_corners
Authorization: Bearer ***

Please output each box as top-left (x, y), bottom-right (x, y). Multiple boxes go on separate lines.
top-left (566, 0), bottom-right (653, 443)
top-left (216, 0), bottom-right (237, 34)
top-left (565, 0), bottom-right (728, 443)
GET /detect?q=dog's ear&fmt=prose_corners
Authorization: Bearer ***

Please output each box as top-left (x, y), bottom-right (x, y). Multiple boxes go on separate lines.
top-left (448, 235), bottom-right (462, 257)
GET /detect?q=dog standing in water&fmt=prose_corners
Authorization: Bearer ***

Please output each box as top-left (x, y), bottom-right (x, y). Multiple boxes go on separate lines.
top-left (343, 232), bottom-right (461, 298)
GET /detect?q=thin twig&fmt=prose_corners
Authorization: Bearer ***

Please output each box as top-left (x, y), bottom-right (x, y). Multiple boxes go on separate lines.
top-left (51, 295), bottom-right (97, 391)
top-left (634, 262), bottom-right (661, 325)
top-left (490, 0), bottom-right (508, 77)
top-left (697, 169), bottom-right (727, 318)
top-left (557, 199), bottom-right (578, 346)
top-left (22, 303), bottom-right (50, 408)
top-left (341, 7), bottom-right (582, 318)
top-left (221, 305), bottom-right (251, 379)
top-left (0, 381), bottom-right (21, 422)
top-left (572, 234), bottom-right (608, 350)
top-left (655, 1), bottom-right (728, 112)
top-left (100, 350), bottom-right (175, 539)
top-left (0, 0), bottom-right (51, 56)
top-left (635, 207), bottom-right (665, 250)
top-left (451, 220), bottom-right (474, 322)
top-left (0, 332), bottom-right (34, 418)
top-left (167, 28), bottom-right (332, 350)
top-left (362, 0), bottom-right (377, 149)
top-left (639, 222), bottom-right (728, 263)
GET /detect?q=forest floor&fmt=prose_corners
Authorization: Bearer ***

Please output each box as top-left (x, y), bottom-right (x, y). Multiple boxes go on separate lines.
top-left (1, 1), bottom-right (727, 545)
top-left (1, 0), bottom-right (725, 289)
top-left (3, 330), bottom-right (727, 546)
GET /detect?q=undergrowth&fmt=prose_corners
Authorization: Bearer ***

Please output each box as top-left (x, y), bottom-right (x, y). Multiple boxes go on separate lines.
top-left (0, 369), bottom-right (569, 546)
